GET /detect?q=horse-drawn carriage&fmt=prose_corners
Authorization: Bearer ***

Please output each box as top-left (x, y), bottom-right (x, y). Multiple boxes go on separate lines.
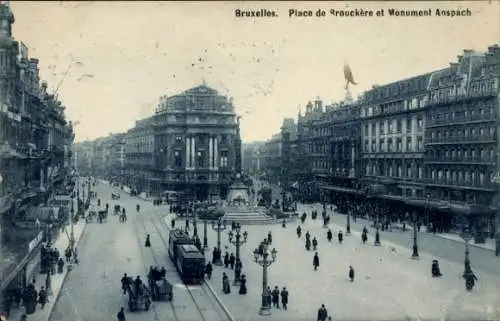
top-left (86, 211), bottom-right (97, 223)
top-left (124, 277), bottom-right (151, 312)
top-left (98, 209), bottom-right (108, 223)
top-left (148, 267), bottom-right (173, 301)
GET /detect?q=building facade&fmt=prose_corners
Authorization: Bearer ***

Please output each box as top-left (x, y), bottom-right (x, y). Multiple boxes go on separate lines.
top-left (121, 84), bottom-right (241, 201)
top-left (421, 47), bottom-right (500, 237)
top-left (0, 2), bottom-right (74, 313)
top-left (264, 44), bottom-right (500, 239)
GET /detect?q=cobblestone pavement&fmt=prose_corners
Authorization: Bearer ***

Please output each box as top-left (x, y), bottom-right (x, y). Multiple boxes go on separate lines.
top-left (166, 205), bottom-right (500, 321)
top-left (50, 182), bottom-right (230, 321)
top-left (310, 203), bottom-right (500, 276)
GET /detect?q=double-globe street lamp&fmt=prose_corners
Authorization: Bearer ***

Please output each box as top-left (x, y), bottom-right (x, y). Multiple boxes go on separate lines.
top-left (253, 240), bottom-right (277, 316)
top-left (228, 223), bottom-right (248, 285)
top-left (411, 209), bottom-right (419, 259)
top-left (462, 217), bottom-right (473, 275)
top-left (212, 218), bottom-right (227, 265)
top-left (374, 206), bottom-right (381, 246)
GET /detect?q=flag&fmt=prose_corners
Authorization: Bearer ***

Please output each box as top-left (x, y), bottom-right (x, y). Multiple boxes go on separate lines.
top-left (344, 63), bottom-right (357, 90)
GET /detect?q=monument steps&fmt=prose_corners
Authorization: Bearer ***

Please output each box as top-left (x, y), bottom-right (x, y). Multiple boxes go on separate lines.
top-left (222, 213), bottom-right (297, 225)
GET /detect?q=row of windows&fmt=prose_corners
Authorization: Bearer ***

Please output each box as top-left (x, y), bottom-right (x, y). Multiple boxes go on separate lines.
top-left (427, 148), bottom-right (495, 161)
top-left (365, 163), bottom-right (423, 179)
top-left (364, 136), bottom-right (424, 153)
top-left (171, 150), bottom-right (229, 168)
top-left (363, 117), bottom-right (424, 137)
top-left (427, 102), bottom-right (496, 123)
top-left (430, 169), bottom-right (489, 186)
top-left (428, 127), bottom-right (495, 140)
top-left (362, 96), bottom-right (427, 117)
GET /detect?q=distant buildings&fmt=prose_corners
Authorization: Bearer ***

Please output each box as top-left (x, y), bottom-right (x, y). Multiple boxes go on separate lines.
top-left (0, 2), bottom-right (74, 312)
top-left (260, 45), bottom-right (500, 241)
top-left (82, 84), bottom-right (242, 202)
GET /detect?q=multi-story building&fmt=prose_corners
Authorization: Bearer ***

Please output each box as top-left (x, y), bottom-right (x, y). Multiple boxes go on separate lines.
top-left (319, 98), bottom-right (362, 213)
top-left (294, 100), bottom-right (324, 201)
top-left (263, 133), bottom-right (281, 185)
top-left (264, 44), bottom-right (500, 240)
top-left (121, 84), bottom-right (241, 201)
top-left (0, 2), bottom-right (74, 313)
top-left (242, 141), bottom-right (265, 175)
top-left (123, 116), bottom-right (155, 192)
top-left (359, 74), bottom-right (430, 221)
top-left (421, 46), bottom-right (500, 237)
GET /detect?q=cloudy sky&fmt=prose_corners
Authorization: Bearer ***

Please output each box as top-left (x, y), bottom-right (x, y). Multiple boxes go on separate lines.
top-left (9, 1), bottom-right (499, 143)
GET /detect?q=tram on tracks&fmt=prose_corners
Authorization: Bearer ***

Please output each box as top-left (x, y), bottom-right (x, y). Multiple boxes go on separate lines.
top-left (168, 229), bottom-right (205, 284)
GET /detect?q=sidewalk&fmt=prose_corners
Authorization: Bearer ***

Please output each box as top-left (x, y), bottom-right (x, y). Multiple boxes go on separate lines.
top-left (8, 221), bottom-right (87, 321)
top-left (306, 202), bottom-right (496, 252)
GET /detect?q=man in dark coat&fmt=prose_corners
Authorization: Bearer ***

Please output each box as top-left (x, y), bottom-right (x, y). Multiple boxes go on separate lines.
top-left (212, 247), bottom-right (218, 264)
top-left (229, 253), bottom-right (236, 269)
top-left (280, 287), bottom-right (289, 310)
top-left (38, 286), bottom-right (47, 309)
top-left (224, 252), bottom-right (230, 268)
top-left (271, 286), bottom-right (280, 308)
top-left (117, 307), bottom-right (126, 321)
top-left (338, 231), bottom-right (343, 244)
top-left (313, 252), bottom-right (320, 271)
top-left (317, 304), bottom-right (328, 321)
top-left (349, 266), bottom-right (355, 282)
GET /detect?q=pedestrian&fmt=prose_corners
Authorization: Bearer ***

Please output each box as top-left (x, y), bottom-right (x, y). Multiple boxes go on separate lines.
top-left (267, 231), bottom-right (272, 244)
top-left (38, 286), bottom-right (47, 309)
top-left (222, 272), bottom-right (231, 294)
top-left (266, 286), bottom-right (272, 308)
top-left (205, 262), bottom-right (212, 280)
top-left (313, 252), bottom-right (320, 271)
top-left (145, 234), bottom-right (151, 247)
top-left (338, 230), bottom-right (343, 244)
top-left (73, 247), bottom-right (79, 264)
top-left (317, 304), bottom-right (328, 321)
top-left (212, 247), bottom-right (218, 264)
top-left (271, 286), bottom-right (280, 308)
top-left (117, 307), bottom-right (126, 321)
top-left (327, 229), bottom-right (332, 242)
top-left (238, 274), bottom-right (247, 295)
top-left (229, 253), bottom-right (236, 269)
top-left (171, 218), bottom-right (175, 229)
top-left (20, 314), bottom-right (27, 321)
top-left (280, 287), bottom-right (289, 310)
top-left (349, 266), bottom-right (355, 282)
top-left (224, 252), bottom-right (230, 268)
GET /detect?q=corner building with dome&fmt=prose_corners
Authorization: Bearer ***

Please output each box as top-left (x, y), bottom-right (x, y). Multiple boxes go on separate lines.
top-left (122, 84), bottom-right (241, 202)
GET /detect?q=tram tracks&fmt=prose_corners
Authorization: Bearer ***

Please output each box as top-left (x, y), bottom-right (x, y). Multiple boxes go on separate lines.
top-left (136, 212), bottom-right (232, 321)
top-left (130, 210), bottom-right (163, 321)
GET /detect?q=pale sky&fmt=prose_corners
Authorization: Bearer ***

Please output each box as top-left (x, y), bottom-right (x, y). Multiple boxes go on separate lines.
top-left (9, 1), bottom-right (500, 143)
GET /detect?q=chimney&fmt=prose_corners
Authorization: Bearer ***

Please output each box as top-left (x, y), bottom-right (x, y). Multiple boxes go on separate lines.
top-left (449, 62), bottom-right (458, 73)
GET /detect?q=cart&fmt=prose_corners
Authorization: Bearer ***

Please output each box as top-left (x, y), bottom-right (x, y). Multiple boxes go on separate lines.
top-left (125, 278), bottom-right (151, 312)
top-left (98, 210), bottom-right (108, 223)
top-left (150, 278), bottom-right (173, 301)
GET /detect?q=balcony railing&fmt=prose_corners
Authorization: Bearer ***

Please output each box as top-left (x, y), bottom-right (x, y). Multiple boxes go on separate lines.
top-left (424, 178), bottom-right (495, 190)
top-left (427, 87), bottom-right (499, 107)
top-left (427, 115), bottom-right (495, 127)
top-left (424, 156), bottom-right (495, 164)
top-left (426, 135), bottom-right (495, 144)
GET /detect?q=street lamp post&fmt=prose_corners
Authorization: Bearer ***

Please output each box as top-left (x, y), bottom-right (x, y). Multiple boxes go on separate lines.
top-left (411, 209), bottom-right (419, 259)
top-left (462, 217), bottom-right (472, 275)
top-left (211, 218), bottom-right (227, 265)
top-left (203, 218), bottom-right (208, 250)
top-left (254, 240), bottom-right (277, 316)
top-left (491, 173), bottom-right (500, 257)
top-left (346, 209), bottom-right (351, 235)
top-left (228, 223), bottom-right (248, 285)
top-left (374, 207), bottom-right (381, 246)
